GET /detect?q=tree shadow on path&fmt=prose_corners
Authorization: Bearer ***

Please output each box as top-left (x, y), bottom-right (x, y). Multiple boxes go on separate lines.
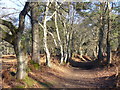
top-left (69, 59), bottom-right (100, 70)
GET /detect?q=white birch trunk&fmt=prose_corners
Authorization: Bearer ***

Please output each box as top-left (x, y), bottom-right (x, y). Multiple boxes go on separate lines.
top-left (43, 1), bottom-right (51, 67)
top-left (54, 3), bottom-right (64, 64)
top-left (63, 21), bottom-right (68, 63)
top-left (64, 32), bottom-right (70, 63)
top-left (79, 46), bottom-right (83, 57)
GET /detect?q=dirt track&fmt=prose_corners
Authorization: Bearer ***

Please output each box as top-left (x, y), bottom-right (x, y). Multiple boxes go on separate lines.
top-left (1, 55), bottom-right (119, 88)
top-left (28, 63), bottom-right (117, 88)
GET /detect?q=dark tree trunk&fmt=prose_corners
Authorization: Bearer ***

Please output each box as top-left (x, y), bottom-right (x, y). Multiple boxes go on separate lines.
top-left (98, 23), bottom-right (104, 62)
top-left (106, 2), bottom-right (112, 64)
top-left (97, 3), bottom-right (106, 63)
top-left (106, 38), bottom-right (111, 64)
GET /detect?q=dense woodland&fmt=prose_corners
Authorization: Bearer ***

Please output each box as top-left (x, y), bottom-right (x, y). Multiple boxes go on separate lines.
top-left (0, 0), bottom-right (120, 88)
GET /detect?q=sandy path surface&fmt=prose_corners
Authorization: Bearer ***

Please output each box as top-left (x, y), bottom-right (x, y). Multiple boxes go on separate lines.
top-left (29, 63), bottom-right (117, 88)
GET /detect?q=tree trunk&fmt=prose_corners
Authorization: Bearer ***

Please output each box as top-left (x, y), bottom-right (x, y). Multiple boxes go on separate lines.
top-left (63, 34), bottom-right (68, 64)
top-left (65, 32), bottom-right (70, 63)
top-left (79, 46), bottom-right (83, 57)
top-left (43, 1), bottom-right (51, 67)
top-left (106, 2), bottom-right (112, 64)
top-left (71, 31), bottom-right (74, 58)
top-left (62, 21), bottom-right (70, 64)
top-left (98, 29), bottom-right (104, 62)
top-left (98, 3), bottom-right (105, 63)
top-left (15, 2), bottom-right (31, 79)
top-left (0, 2), bottom-right (31, 79)
top-left (106, 38), bottom-right (111, 64)
top-left (14, 38), bottom-right (28, 79)
top-left (31, 3), bottom-right (40, 65)
top-left (68, 33), bottom-right (73, 59)
top-left (55, 8), bottom-right (64, 64)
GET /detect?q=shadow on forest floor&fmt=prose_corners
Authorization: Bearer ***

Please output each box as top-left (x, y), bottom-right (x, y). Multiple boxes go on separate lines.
top-left (69, 51), bottom-right (120, 70)
top-left (29, 74), bottom-right (53, 88)
top-left (69, 59), bottom-right (102, 70)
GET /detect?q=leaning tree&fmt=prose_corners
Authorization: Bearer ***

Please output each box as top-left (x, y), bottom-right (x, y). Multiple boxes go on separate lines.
top-left (0, 2), bottom-right (33, 79)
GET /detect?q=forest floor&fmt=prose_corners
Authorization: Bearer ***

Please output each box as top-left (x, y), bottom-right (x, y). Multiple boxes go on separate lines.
top-left (0, 54), bottom-right (120, 88)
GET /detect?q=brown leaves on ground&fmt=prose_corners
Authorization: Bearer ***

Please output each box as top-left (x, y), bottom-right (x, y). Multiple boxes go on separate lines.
top-left (1, 54), bottom-right (120, 88)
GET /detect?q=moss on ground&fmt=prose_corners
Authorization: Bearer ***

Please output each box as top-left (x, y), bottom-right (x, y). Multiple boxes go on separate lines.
top-left (15, 85), bottom-right (25, 88)
top-left (29, 60), bottom-right (40, 71)
top-left (22, 76), bottom-right (37, 87)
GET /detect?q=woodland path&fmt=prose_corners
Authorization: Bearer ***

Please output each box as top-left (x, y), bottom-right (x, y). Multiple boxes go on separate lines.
top-left (29, 63), bottom-right (117, 88)
top-left (0, 56), bottom-right (118, 88)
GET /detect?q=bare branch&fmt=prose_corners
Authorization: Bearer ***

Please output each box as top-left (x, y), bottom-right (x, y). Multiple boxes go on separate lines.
top-left (17, 2), bottom-right (32, 33)
top-left (0, 19), bottom-right (17, 34)
top-left (0, 12), bottom-right (20, 18)
top-left (0, 27), bottom-right (14, 44)
top-left (1, 7), bottom-right (20, 11)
